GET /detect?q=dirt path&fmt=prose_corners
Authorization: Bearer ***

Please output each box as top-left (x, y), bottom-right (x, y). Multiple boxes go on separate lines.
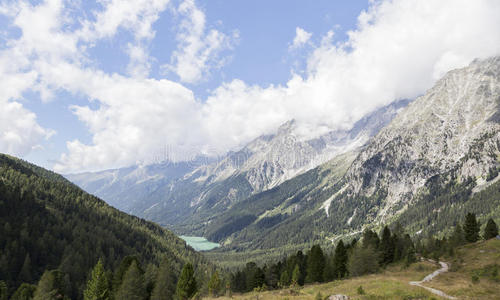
top-left (409, 260), bottom-right (457, 299)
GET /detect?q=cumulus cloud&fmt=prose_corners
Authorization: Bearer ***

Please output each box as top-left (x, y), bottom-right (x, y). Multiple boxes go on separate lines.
top-left (78, 0), bottom-right (170, 78)
top-left (163, 0), bottom-right (237, 83)
top-left (0, 100), bottom-right (54, 156)
top-left (290, 27), bottom-right (312, 50)
top-left (1, 0), bottom-right (500, 172)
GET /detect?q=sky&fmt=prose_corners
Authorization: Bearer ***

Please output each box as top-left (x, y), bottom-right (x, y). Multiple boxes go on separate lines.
top-left (0, 0), bottom-right (500, 173)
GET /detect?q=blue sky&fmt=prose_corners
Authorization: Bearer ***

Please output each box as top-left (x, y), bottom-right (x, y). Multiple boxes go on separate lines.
top-left (1, 0), bottom-right (499, 173)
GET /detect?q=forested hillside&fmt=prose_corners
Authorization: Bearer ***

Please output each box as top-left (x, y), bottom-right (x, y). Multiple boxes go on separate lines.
top-left (0, 154), bottom-right (211, 299)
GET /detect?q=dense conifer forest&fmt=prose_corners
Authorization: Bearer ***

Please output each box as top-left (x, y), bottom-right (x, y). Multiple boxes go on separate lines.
top-left (0, 154), bottom-right (212, 299)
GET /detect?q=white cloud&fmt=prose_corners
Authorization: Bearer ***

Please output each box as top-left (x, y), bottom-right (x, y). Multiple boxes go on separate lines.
top-left (163, 0), bottom-right (236, 84)
top-left (290, 27), bottom-right (312, 50)
top-left (1, 0), bottom-right (500, 173)
top-left (200, 0), bottom-right (500, 152)
top-left (78, 0), bottom-right (170, 78)
top-left (0, 100), bottom-right (54, 156)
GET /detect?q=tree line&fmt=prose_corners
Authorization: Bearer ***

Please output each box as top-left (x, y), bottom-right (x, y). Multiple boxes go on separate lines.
top-left (226, 213), bottom-right (498, 295)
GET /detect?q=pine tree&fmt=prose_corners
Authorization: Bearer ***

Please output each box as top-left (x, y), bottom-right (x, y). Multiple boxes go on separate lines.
top-left (323, 253), bottom-right (335, 282)
top-left (451, 224), bottom-right (466, 246)
top-left (151, 259), bottom-right (176, 300)
top-left (144, 263), bottom-right (158, 297)
top-left (19, 254), bottom-right (32, 283)
top-left (362, 229), bottom-right (380, 249)
top-left (0, 281), bottom-right (7, 300)
top-left (10, 283), bottom-right (36, 300)
top-left (279, 270), bottom-right (289, 288)
top-left (113, 256), bottom-right (141, 292)
top-left (405, 245), bottom-right (417, 267)
top-left (380, 226), bottom-right (395, 265)
top-left (175, 263), bottom-right (197, 300)
top-left (83, 259), bottom-right (110, 300)
top-left (464, 213), bottom-right (480, 243)
top-left (348, 246), bottom-right (379, 277)
top-left (333, 240), bottom-right (348, 279)
top-left (33, 270), bottom-right (70, 300)
top-left (483, 218), bottom-right (499, 240)
top-left (115, 261), bottom-right (146, 300)
top-left (208, 270), bottom-right (221, 297)
top-left (306, 245), bottom-right (325, 283)
top-left (291, 264), bottom-right (300, 286)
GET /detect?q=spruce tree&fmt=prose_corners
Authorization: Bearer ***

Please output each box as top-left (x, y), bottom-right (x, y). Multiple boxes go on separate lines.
top-left (83, 259), bottom-right (110, 300)
top-left (115, 261), bottom-right (146, 300)
top-left (113, 256), bottom-right (141, 292)
top-left (323, 253), bottom-right (335, 281)
top-left (208, 270), bottom-right (221, 297)
top-left (483, 218), bottom-right (498, 240)
top-left (348, 246), bottom-right (379, 277)
top-left (33, 270), bottom-right (70, 300)
top-left (151, 259), bottom-right (176, 300)
top-left (0, 281), bottom-right (7, 300)
top-left (362, 229), bottom-right (380, 249)
top-left (464, 213), bottom-right (480, 243)
top-left (279, 270), bottom-right (290, 287)
top-left (306, 245), bottom-right (325, 283)
top-left (19, 254), bottom-right (32, 283)
top-left (10, 283), bottom-right (36, 300)
top-left (175, 263), bottom-right (197, 300)
top-left (291, 264), bottom-right (300, 286)
top-left (333, 240), bottom-right (348, 279)
top-left (451, 224), bottom-right (466, 246)
top-left (380, 226), bottom-right (395, 265)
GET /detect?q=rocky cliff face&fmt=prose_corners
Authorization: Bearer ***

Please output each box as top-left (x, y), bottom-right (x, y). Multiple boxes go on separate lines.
top-left (186, 99), bottom-right (408, 207)
top-left (336, 56), bottom-right (500, 223)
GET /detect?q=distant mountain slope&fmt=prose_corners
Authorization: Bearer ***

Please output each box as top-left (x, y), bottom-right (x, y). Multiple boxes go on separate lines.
top-left (68, 100), bottom-right (408, 228)
top-left (0, 154), bottom-right (210, 298)
top-left (65, 157), bottom-right (211, 213)
top-left (200, 56), bottom-right (500, 251)
top-left (336, 56), bottom-right (500, 228)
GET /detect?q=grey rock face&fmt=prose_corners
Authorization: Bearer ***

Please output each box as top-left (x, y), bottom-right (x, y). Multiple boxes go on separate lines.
top-left (335, 56), bottom-right (500, 223)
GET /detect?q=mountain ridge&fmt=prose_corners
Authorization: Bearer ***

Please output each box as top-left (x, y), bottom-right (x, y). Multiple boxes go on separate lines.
top-left (67, 99), bottom-right (409, 227)
top-left (198, 56), bottom-right (500, 251)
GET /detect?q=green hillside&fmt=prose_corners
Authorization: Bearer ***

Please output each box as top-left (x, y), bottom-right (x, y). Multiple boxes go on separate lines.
top-left (0, 154), bottom-right (211, 299)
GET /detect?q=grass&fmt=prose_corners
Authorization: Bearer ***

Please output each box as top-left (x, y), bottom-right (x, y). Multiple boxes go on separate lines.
top-left (203, 239), bottom-right (500, 300)
top-left (204, 261), bottom-right (443, 299)
top-left (425, 238), bottom-right (500, 300)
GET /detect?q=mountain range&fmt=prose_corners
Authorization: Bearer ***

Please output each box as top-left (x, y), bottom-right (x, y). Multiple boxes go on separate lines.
top-left (68, 56), bottom-right (500, 253)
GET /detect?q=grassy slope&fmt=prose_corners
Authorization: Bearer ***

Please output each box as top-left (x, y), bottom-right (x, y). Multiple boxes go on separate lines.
top-left (205, 239), bottom-right (500, 300)
top-left (427, 239), bottom-right (500, 300)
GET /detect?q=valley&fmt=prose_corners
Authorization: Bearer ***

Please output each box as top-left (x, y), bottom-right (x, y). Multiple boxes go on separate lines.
top-left (1, 2), bottom-right (500, 299)
top-left (69, 57), bottom-right (500, 262)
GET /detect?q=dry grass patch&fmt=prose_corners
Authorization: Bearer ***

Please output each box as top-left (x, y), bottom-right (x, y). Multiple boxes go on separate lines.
top-left (425, 239), bottom-right (500, 300)
top-left (203, 261), bottom-right (443, 300)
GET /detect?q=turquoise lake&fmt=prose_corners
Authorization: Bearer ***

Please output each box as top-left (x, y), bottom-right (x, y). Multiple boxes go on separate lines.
top-left (180, 236), bottom-right (220, 251)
